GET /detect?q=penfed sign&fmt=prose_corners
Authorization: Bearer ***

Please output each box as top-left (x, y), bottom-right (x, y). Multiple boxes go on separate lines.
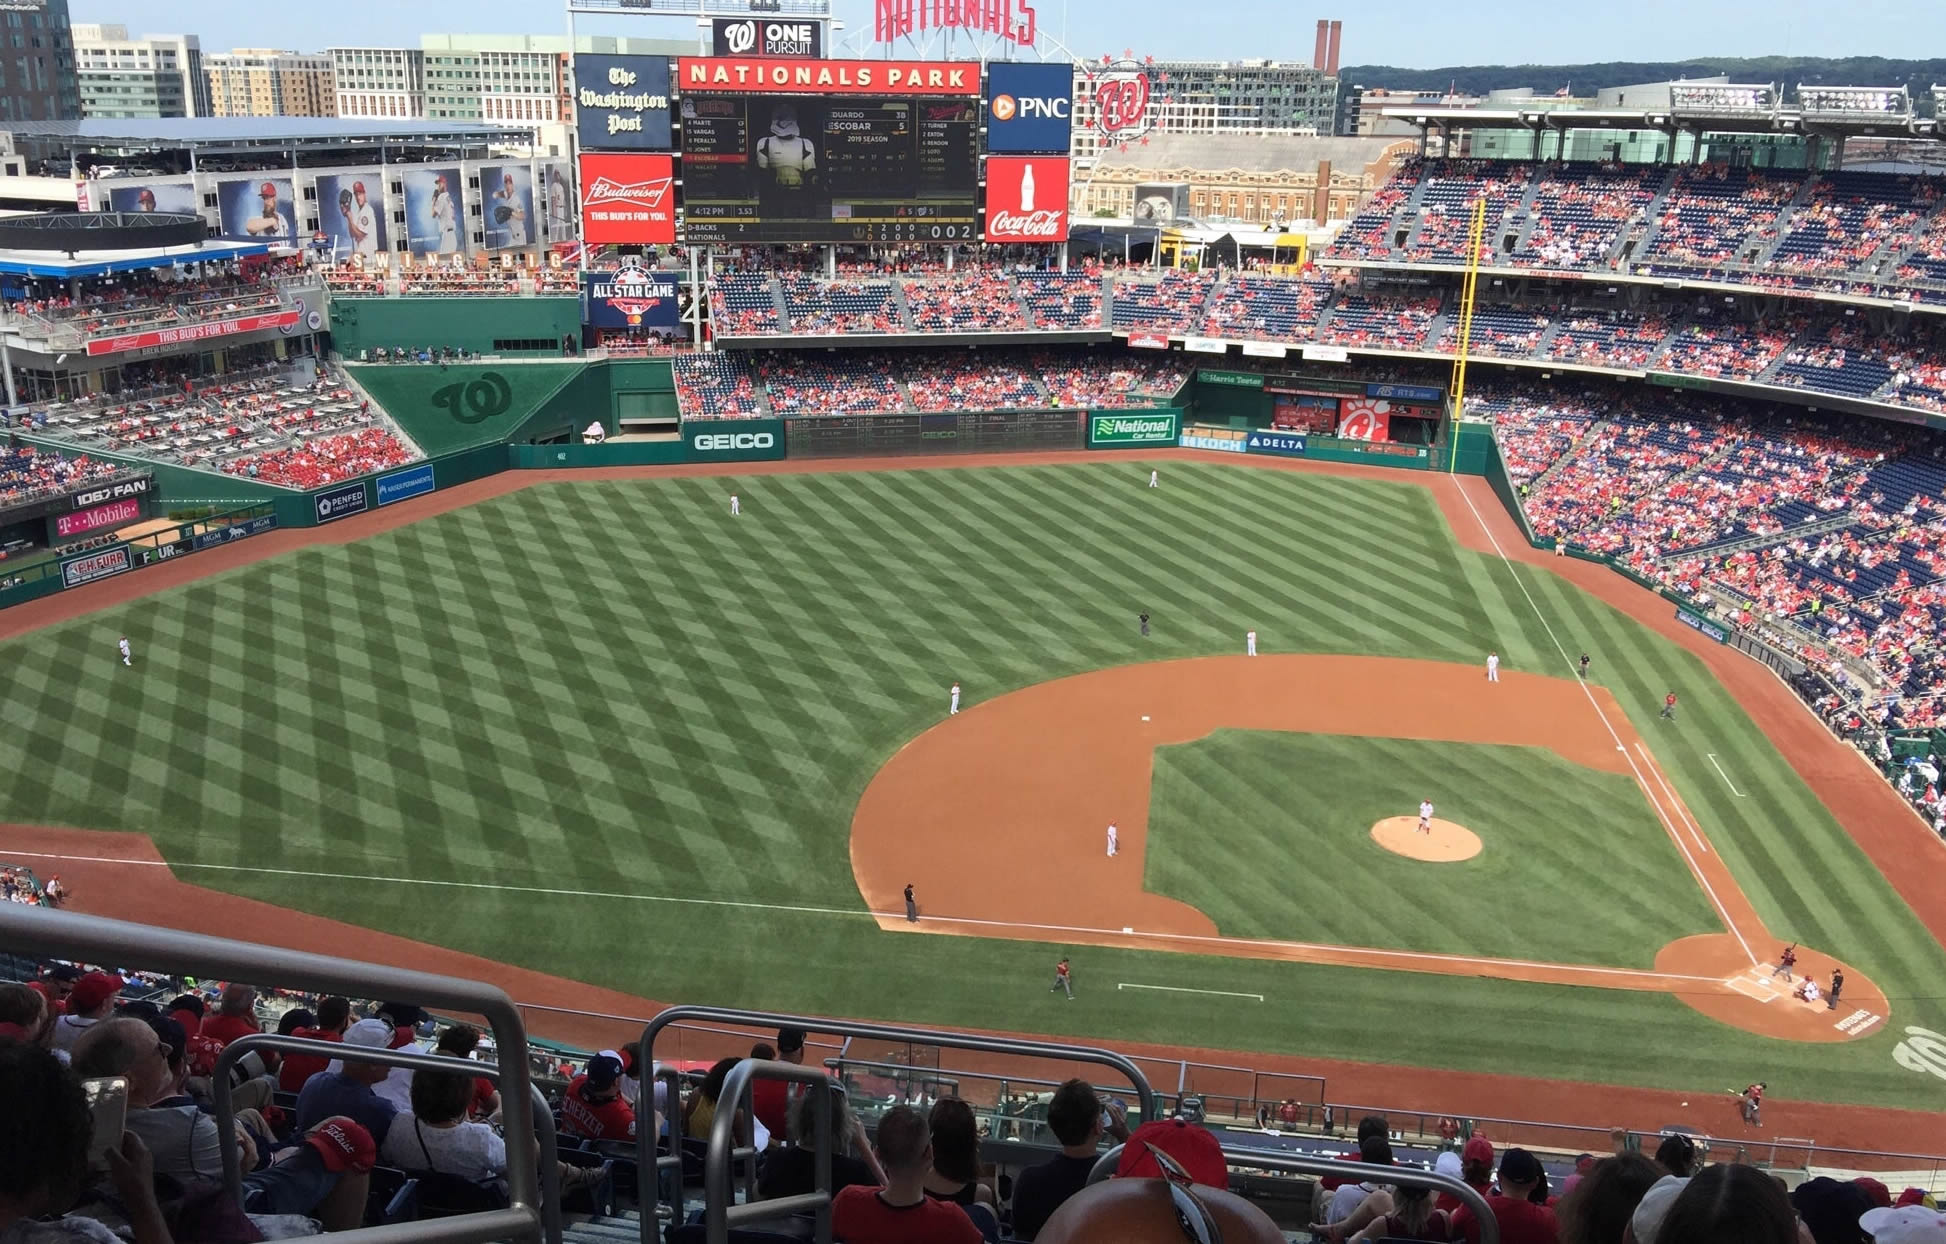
top-left (1089, 411), bottom-right (1180, 448)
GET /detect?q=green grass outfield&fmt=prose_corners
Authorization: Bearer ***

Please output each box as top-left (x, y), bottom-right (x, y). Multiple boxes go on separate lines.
top-left (1, 460), bottom-right (1942, 1106)
top-left (1144, 733), bottom-right (1723, 965)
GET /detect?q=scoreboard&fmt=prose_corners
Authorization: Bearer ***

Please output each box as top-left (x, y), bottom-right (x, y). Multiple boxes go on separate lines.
top-left (676, 58), bottom-right (980, 244)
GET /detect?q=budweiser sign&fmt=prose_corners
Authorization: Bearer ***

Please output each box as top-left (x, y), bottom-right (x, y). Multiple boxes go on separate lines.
top-left (983, 156), bottom-right (1069, 243)
top-left (85, 310), bottom-right (301, 356)
top-left (577, 153), bottom-right (677, 244)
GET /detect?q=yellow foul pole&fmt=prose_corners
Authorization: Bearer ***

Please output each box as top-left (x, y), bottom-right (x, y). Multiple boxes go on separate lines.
top-left (1446, 195), bottom-right (1487, 473)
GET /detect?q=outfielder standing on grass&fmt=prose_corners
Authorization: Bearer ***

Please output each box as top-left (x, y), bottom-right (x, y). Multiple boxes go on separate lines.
top-left (118, 636), bottom-right (132, 667)
top-left (1660, 691), bottom-right (1678, 720)
top-left (1050, 957), bottom-right (1073, 999)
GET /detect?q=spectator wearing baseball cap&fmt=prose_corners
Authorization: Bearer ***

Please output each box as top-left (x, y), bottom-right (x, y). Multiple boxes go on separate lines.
top-left (296, 1017), bottom-right (399, 1144)
top-left (1794, 1176), bottom-right (1875, 1244)
top-left (50, 972), bottom-right (121, 1053)
top-left (1452, 1147), bottom-right (1558, 1244)
top-left (1117, 1116), bottom-right (1229, 1188)
top-left (1630, 1175), bottom-right (1690, 1244)
top-left (1863, 1205), bottom-right (1946, 1244)
top-left (1438, 1134), bottom-right (1497, 1214)
top-left (562, 1053), bottom-right (635, 1142)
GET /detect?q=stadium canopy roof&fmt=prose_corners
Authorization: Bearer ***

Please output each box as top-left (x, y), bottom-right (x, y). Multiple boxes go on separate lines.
top-left (0, 237), bottom-right (270, 278)
top-left (4, 118), bottom-right (541, 159)
top-left (1380, 99), bottom-right (1933, 141)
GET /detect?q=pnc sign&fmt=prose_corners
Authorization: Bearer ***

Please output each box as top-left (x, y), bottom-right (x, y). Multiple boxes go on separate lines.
top-left (985, 61), bottom-right (1073, 154)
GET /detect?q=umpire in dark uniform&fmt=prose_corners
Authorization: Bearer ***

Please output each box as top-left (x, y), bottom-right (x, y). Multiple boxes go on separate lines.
top-left (904, 883), bottom-right (917, 922)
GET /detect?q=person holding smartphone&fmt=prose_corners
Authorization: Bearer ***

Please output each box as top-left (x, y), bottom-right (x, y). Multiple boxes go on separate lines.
top-left (1010, 1080), bottom-right (1129, 1241)
top-left (0, 1042), bottom-right (172, 1244)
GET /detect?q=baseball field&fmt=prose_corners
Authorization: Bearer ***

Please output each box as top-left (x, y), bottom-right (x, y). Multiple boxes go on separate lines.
top-left (3, 454), bottom-right (1944, 1126)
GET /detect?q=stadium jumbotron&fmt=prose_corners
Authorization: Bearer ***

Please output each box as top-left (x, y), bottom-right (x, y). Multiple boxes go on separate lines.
top-left (8, 39), bottom-right (1946, 1244)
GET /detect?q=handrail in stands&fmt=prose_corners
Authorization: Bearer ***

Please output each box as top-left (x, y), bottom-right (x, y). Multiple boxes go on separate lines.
top-left (0, 907), bottom-right (546, 1244)
top-left (1089, 1146), bottom-right (1502, 1244)
top-left (212, 1033), bottom-right (565, 1244)
top-left (701, 1060), bottom-right (846, 1244)
top-left (638, 1005), bottom-right (1159, 1244)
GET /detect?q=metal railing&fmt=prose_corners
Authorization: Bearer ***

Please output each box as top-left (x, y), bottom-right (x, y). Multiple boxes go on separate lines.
top-left (1089, 1148), bottom-right (1501, 1244)
top-left (639, 1005), bottom-right (1158, 1244)
top-left (0, 907), bottom-right (546, 1244)
top-left (699, 1060), bottom-right (847, 1244)
top-left (211, 1033), bottom-right (564, 1244)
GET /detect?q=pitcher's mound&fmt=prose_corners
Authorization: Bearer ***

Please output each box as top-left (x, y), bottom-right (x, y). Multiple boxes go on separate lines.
top-left (1371, 816), bottom-right (1482, 862)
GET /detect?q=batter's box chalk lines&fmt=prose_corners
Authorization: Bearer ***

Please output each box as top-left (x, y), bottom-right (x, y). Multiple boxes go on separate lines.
top-left (1726, 973), bottom-right (1780, 1004)
top-left (1117, 982), bottom-right (1264, 1002)
top-left (1708, 753), bottom-right (1746, 797)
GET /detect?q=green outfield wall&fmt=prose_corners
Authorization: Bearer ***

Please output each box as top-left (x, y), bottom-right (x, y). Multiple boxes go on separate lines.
top-left (329, 296), bottom-right (582, 358)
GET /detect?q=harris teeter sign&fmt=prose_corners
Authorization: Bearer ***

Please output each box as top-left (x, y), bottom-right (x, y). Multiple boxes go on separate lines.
top-left (1089, 412), bottom-right (1180, 448)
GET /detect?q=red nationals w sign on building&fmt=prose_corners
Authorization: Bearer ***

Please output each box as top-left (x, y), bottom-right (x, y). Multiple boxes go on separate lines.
top-left (983, 156), bottom-right (1069, 243)
top-left (578, 153), bottom-right (676, 244)
top-left (872, 0), bottom-right (1036, 46)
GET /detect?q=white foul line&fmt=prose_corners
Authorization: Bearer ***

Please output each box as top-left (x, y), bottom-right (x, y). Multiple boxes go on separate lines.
top-left (1708, 754), bottom-right (1746, 798)
top-left (1118, 982), bottom-right (1264, 1002)
top-left (0, 847), bottom-right (1727, 986)
top-left (1452, 482), bottom-right (1757, 966)
top-left (1636, 743), bottom-right (1711, 855)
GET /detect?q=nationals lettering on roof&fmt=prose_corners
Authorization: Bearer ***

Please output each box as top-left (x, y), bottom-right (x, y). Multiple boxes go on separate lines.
top-left (677, 57), bottom-right (980, 95)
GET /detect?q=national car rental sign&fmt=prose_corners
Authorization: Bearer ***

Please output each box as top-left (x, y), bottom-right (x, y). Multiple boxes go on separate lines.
top-left (983, 156), bottom-right (1069, 243)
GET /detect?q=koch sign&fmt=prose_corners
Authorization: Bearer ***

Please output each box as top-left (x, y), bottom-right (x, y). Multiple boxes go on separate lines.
top-left (985, 61), bottom-right (1072, 153)
top-left (573, 54), bottom-right (673, 151)
top-left (711, 18), bottom-right (821, 57)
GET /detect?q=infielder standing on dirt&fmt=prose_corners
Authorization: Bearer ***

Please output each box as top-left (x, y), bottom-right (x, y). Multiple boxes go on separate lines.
top-left (1106, 823), bottom-right (1118, 857)
top-left (1418, 799), bottom-right (1434, 834)
top-left (1246, 630), bottom-right (1258, 656)
top-left (1486, 651), bottom-right (1500, 683)
top-left (118, 636), bottom-right (132, 667)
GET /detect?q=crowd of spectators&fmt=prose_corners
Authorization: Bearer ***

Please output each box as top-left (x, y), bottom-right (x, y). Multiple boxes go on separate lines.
top-left (1402, 162), bottom-right (1533, 264)
top-left (672, 353), bottom-right (768, 418)
top-left (218, 425), bottom-right (416, 489)
top-left (755, 352), bottom-right (907, 415)
top-left (397, 268), bottom-right (520, 297)
top-left (1030, 350), bottom-right (1188, 407)
top-left (903, 352), bottom-right (1044, 411)
top-left (903, 272), bottom-right (1026, 333)
top-left (1109, 271), bottom-right (1217, 335)
top-left (781, 279), bottom-right (902, 335)
top-left (6, 270), bottom-right (286, 339)
top-left (0, 445), bottom-right (137, 511)
top-left (1321, 294), bottom-right (1441, 351)
top-left (1509, 163), bottom-right (1661, 271)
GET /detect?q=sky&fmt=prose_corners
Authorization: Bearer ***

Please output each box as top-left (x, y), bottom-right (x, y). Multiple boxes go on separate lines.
top-left (71, 0), bottom-right (1946, 67)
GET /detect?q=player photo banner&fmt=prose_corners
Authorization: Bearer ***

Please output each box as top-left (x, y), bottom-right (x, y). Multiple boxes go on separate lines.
top-left (677, 57), bottom-right (979, 96)
top-left (217, 177), bottom-right (296, 243)
top-left (403, 167), bottom-right (465, 255)
top-left (313, 172), bottom-right (386, 259)
top-left (712, 19), bottom-right (821, 58)
top-left (107, 180), bottom-right (197, 215)
top-left (482, 165), bottom-right (536, 250)
top-left (572, 54), bottom-right (672, 151)
top-left (983, 156), bottom-right (1069, 243)
top-left (578, 154), bottom-right (675, 245)
top-left (584, 262), bottom-right (680, 330)
top-left (540, 163), bottom-right (576, 244)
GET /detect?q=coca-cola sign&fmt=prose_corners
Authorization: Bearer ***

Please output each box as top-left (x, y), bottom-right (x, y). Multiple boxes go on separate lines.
top-left (984, 156), bottom-right (1069, 243)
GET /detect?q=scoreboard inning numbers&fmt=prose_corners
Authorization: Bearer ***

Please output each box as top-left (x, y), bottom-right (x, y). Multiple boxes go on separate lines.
top-left (680, 92), bottom-right (979, 243)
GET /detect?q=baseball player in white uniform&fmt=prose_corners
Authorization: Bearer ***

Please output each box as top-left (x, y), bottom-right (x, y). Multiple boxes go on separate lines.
top-left (730, 494), bottom-right (740, 516)
top-left (1148, 469), bottom-right (1159, 489)
top-left (118, 636), bottom-right (132, 667)
top-left (1106, 823), bottom-right (1118, 857)
top-left (1418, 800), bottom-right (1434, 834)
top-left (1486, 652), bottom-right (1500, 682)
top-left (349, 182), bottom-right (379, 256)
top-left (1246, 630), bottom-right (1258, 656)
top-left (949, 682), bottom-right (961, 715)
top-left (432, 176), bottom-right (460, 254)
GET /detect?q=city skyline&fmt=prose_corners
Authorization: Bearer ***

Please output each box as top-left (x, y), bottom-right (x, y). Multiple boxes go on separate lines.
top-left (66, 0), bottom-right (1946, 68)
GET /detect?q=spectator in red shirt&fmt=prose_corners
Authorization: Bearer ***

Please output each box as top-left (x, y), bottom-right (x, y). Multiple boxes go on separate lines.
top-left (0, 981), bottom-right (54, 1049)
top-left (1452, 1148), bottom-right (1558, 1244)
top-left (562, 1053), bottom-right (635, 1142)
top-left (433, 1023), bottom-right (500, 1122)
top-left (751, 1026), bottom-right (805, 1141)
top-left (1437, 1134), bottom-right (1496, 1214)
top-left (831, 1104), bottom-right (982, 1244)
top-left (1320, 1114), bottom-right (1391, 1192)
top-left (280, 995), bottom-right (351, 1093)
top-left (199, 984), bottom-right (263, 1048)
top-left (164, 994), bottom-right (205, 1043)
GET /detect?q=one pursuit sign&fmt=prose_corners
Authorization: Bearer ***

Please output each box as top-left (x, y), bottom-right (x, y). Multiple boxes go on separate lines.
top-left (1089, 412), bottom-right (1180, 448)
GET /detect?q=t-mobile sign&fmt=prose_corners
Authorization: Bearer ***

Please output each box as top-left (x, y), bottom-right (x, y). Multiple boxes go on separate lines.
top-left (56, 497), bottom-right (140, 538)
top-left (983, 155), bottom-right (1069, 243)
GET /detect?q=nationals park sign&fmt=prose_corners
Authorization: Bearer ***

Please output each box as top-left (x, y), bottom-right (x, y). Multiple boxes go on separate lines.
top-left (1088, 411), bottom-right (1180, 448)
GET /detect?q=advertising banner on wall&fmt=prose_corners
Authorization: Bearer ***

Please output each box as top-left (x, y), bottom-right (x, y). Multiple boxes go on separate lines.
top-left (85, 310), bottom-right (301, 356)
top-left (711, 18), bottom-right (822, 57)
top-left (401, 167), bottom-right (465, 255)
top-left (577, 154), bottom-right (676, 245)
top-left (676, 57), bottom-right (980, 96)
top-left (481, 165), bottom-right (536, 249)
top-left (60, 545), bottom-right (131, 588)
top-left (983, 156), bottom-right (1069, 243)
top-left (217, 177), bottom-right (297, 242)
top-left (985, 61), bottom-right (1073, 154)
top-left (1088, 411), bottom-right (1180, 448)
top-left (1337, 396), bottom-right (1394, 442)
top-left (584, 261), bottom-right (681, 332)
top-left (540, 162), bottom-right (576, 243)
top-left (685, 418), bottom-right (786, 461)
top-left (313, 171), bottom-right (386, 258)
top-left (54, 497), bottom-right (140, 538)
top-left (573, 54), bottom-right (673, 151)
top-left (106, 180), bottom-right (197, 215)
